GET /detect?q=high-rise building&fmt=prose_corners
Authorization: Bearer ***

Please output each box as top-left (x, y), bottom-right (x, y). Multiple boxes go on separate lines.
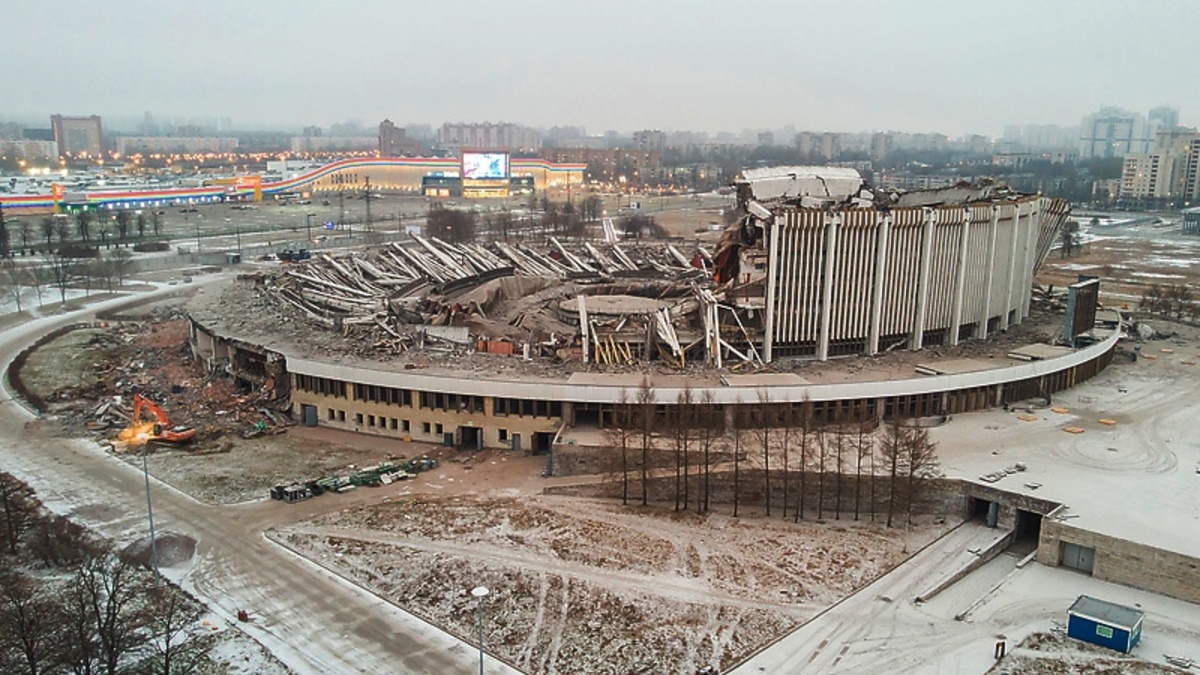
top-left (50, 114), bottom-right (104, 157)
top-left (1119, 127), bottom-right (1200, 201)
top-left (378, 119), bottom-right (409, 157)
top-left (633, 129), bottom-right (667, 152)
top-left (437, 122), bottom-right (540, 152)
top-left (1148, 106), bottom-right (1180, 130)
top-left (1078, 107), bottom-right (1153, 158)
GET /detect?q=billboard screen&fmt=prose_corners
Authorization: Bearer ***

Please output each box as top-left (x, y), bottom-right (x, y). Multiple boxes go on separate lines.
top-left (462, 152), bottom-right (510, 180)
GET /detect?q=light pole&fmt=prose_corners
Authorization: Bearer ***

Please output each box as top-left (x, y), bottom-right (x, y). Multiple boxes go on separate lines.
top-left (142, 444), bottom-right (160, 587)
top-left (471, 585), bottom-right (489, 675)
top-left (306, 212), bottom-right (316, 249)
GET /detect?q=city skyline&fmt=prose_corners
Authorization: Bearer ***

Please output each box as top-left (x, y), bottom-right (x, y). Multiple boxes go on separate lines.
top-left (2, 0), bottom-right (1195, 137)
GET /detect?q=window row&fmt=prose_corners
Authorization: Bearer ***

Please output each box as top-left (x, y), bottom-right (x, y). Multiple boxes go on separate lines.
top-left (295, 374), bottom-right (347, 397)
top-left (419, 391), bottom-right (485, 413)
top-left (354, 383), bottom-right (412, 406)
top-left (494, 398), bottom-right (562, 418)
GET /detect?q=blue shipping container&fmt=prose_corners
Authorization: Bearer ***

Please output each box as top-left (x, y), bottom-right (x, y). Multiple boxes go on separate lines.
top-left (1067, 595), bottom-right (1144, 654)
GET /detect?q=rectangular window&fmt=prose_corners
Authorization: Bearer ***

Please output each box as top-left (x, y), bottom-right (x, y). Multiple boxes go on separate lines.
top-left (327, 408), bottom-right (335, 420)
top-left (355, 413), bottom-right (364, 425)
top-left (390, 418), bottom-right (397, 430)
top-left (498, 429), bottom-right (508, 442)
top-left (338, 410), bottom-right (346, 422)
top-left (435, 423), bottom-right (444, 435)
top-left (368, 415), bottom-right (376, 427)
top-left (422, 422), bottom-right (431, 434)
top-left (402, 419), bottom-right (411, 432)
top-left (1096, 625), bottom-right (1114, 639)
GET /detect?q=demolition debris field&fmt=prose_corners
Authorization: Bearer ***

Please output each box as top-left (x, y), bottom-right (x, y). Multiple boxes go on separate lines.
top-left (277, 494), bottom-right (947, 675)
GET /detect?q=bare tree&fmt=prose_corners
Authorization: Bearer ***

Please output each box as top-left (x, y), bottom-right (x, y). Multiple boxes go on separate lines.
top-left (904, 426), bottom-right (942, 527)
top-left (604, 389), bottom-right (635, 506)
top-left (673, 385), bottom-right (696, 511)
top-left (853, 414), bottom-right (873, 521)
top-left (880, 418), bottom-right (910, 528)
top-left (55, 218), bottom-right (71, 246)
top-left (75, 211), bottom-right (92, 243)
top-left (109, 249), bottom-right (133, 289)
top-left (150, 211), bottom-right (162, 238)
top-left (136, 213), bottom-right (147, 240)
top-left (18, 220), bottom-right (32, 255)
top-left (42, 249), bottom-right (80, 305)
top-left (39, 218), bottom-right (54, 249)
top-left (815, 424), bottom-right (828, 520)
top-left (143, 584), bottom-right (211, 675)
top-left (732, 401), bottom-right (746, 517)
top-left (114, 211), bottom-right (131, 243)
top-left (636, 377), bottom-right (655, 506)
top-left (793, 399), bottom-right (814, 523)
top-left (75, 553), bottom-right (154, 675)
top-left (28, 513), bottom-right (97, 569)
top-left (697, 390), bottom-right (719, 512)
top-left (833, 414), bottom-right (846, 520)
top-left (0, 571), bottom-right (64, 675)
top-left (753, 389), bottom-right (774, 517)
top-left (0, 473), bottom-right (41, 556)
top-left (1, 259), bottom-right (26, 314)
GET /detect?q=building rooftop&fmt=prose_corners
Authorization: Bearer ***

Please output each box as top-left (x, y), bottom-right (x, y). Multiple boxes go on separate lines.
top-left (1068, 595), bottom-right (1144, 629)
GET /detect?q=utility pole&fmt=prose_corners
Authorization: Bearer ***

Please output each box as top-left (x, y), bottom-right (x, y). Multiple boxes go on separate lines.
top-left (142, 445), bottom-right (160, 587)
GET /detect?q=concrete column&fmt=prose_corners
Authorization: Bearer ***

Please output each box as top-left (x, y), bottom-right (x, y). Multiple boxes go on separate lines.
top-left (978, 205), bottom-right (999, 339)
top-left (949, 206), bottom-right (971, 345)
top-left (763, 217), bottom-right (781, 363)
top-left (1020, 205), bottom-right (1039, 320)
top-left (867, 213), bottom-right (891, 355)
top-left (911, 208), bottom-right (936, 350)
top-left (1003, 204), bottom-right (1022, 330)
top-left (817, 214), bottom-right (840, 360)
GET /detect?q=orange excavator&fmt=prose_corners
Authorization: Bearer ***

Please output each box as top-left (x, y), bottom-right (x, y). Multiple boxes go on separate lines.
top-left (115, 394), bottom-right (197, 446)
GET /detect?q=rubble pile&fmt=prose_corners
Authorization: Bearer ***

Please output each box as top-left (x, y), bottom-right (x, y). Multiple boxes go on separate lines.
top-left (45, 311), bottom-right (290, 446)
top-left (224, 235), bottom-right (729, 365)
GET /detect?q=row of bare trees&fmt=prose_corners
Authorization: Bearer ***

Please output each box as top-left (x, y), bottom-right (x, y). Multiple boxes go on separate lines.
top-left (0, 210), bottom-right (163, 258)
top-left (0, 472), bottom-right (211, 675)
top-left (603, 382), bottom-right (943, 527)
top-left (2, 249), bottom-right (136, 312)
top-left (1139, 283), bottom-right (1198, 322)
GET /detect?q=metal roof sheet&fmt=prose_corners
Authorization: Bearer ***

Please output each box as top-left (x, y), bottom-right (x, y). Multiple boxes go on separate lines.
top-left (1068, 595), bottom-right (1144, 629)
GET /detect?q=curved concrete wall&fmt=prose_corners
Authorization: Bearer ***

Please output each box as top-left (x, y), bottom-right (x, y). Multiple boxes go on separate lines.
top-left (284, 328), bottom-right (1118, 406)
top-left (764, 196), bottom-right (1070, 360)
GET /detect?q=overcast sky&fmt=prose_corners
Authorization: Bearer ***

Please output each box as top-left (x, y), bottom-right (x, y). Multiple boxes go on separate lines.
top-left (2, 0), bottom-right (1195, 136)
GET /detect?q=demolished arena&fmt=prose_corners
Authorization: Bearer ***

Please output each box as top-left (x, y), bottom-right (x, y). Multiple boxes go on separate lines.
top-left (188, 166), bottom-right (1117, 452)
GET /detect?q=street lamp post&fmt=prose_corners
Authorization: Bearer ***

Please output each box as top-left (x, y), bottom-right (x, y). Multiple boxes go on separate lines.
top-left (471, 585), bottom-right (489, 675)
top-left (306, 213), bottom-right (316, 249)
top-left (142, 444), bottom-right (160, 587)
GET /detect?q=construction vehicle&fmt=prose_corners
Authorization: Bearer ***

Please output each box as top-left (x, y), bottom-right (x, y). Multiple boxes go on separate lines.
top-left (115, 394), bottom-right (197, 446)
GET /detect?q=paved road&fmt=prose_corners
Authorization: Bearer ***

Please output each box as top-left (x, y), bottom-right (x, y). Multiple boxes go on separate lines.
top-left (0, 282), bottom-right (519, 675)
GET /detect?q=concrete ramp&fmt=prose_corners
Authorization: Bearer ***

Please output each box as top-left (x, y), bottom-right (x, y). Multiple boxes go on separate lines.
top-left (915, 523), bottom-right (1014, 603)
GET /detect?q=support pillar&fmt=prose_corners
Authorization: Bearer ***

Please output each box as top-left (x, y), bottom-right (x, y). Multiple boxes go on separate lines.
top-left (763, 217), bottom-right (781, 363)
top-left (911, 208), bottom-right (936, 350)
top-left (949, 206), bottom-right (971, 346)
top-left (978, 205), bottom-right (999, 339)
top-left (867, 213), bottom-right (891, 355)
top-left (1003, 203), bottom-right (1022, 330)
top-left (817, 214), bottom-right (840, 361)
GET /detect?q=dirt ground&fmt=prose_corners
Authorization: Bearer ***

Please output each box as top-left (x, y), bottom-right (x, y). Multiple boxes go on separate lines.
top-left (1037, 224), bottom-right (1200, 308)
top-left (985, 632), bottom-right (1189, 674)
top-left (276, 494), bottom-right (947, 675)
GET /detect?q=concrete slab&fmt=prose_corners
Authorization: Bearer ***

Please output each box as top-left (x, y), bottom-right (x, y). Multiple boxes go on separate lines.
top-left (915, 358), bottom-right (999, 376)
top-left (1008, 343), bottom-right (1074, 361)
